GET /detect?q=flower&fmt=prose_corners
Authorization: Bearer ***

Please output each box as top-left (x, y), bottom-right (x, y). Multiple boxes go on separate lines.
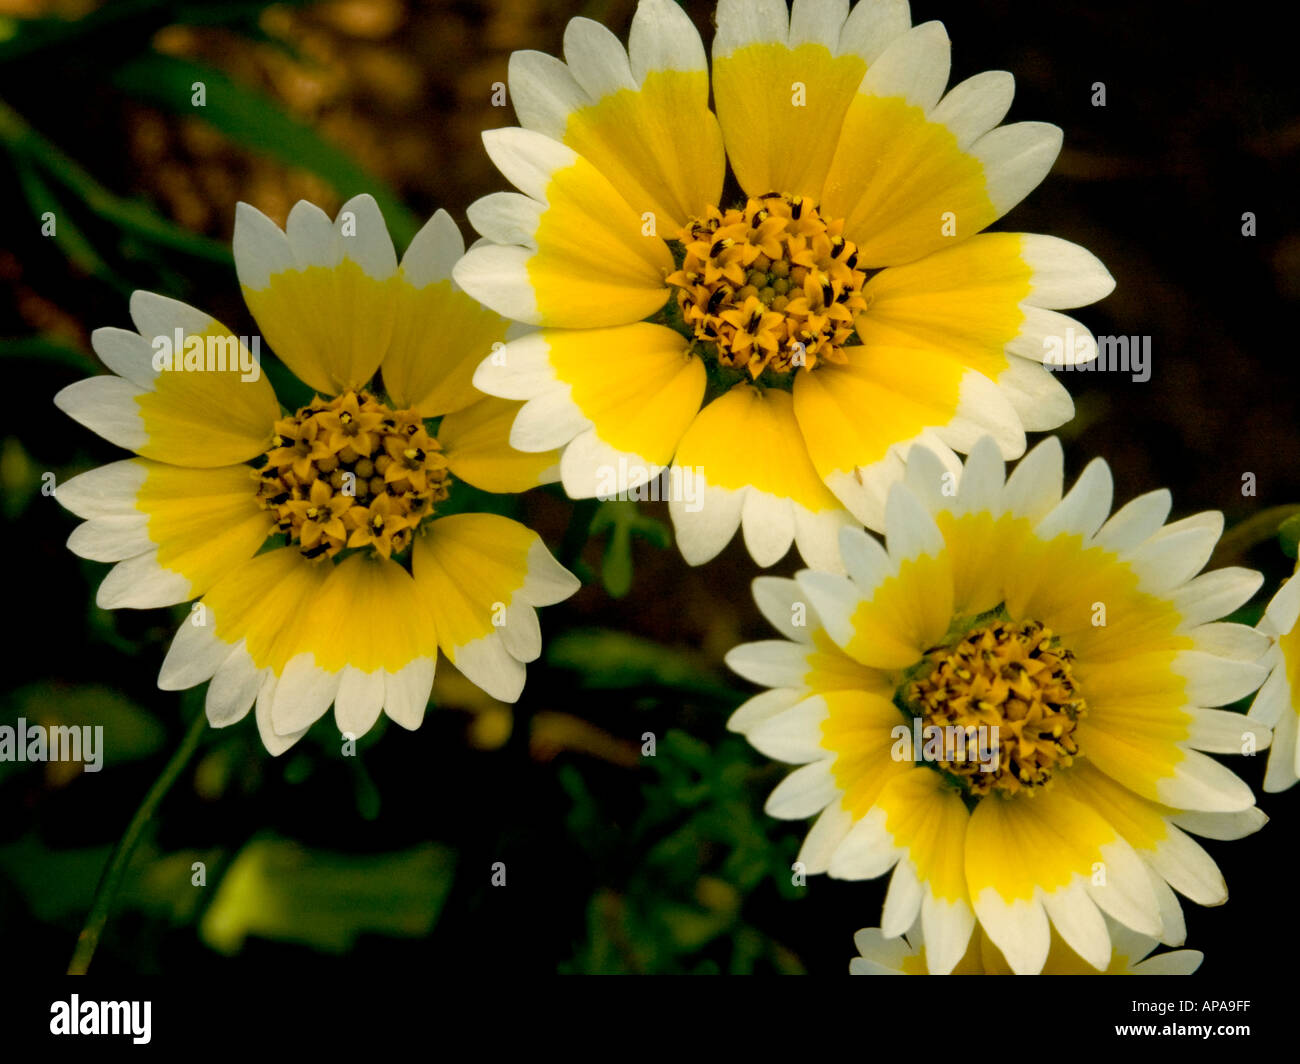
top-left (54, 195), bottom-right (580, 754)
top-left (1249, 565), bottom-right (1300, 791)
top-left (727, 435), bottom-right (1270, 974)
top-left (851, 918), bottom-right (1203, 975)
top-left (455, 0), bottom-right (1114, 571)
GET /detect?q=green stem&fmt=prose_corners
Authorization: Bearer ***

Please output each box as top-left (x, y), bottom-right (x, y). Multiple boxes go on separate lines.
top-left (67, 709), bottom-right (208, 975)
top-left (1210, 504), bottom-right (1300, 569)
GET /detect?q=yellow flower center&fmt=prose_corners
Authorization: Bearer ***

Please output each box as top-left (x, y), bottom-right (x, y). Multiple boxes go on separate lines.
top-left (256, 390), bottom-right (449, 561)
top-left (666, 193), bottom-right (869, 378)
top-left (907, 619), bottom-right (1086, 797)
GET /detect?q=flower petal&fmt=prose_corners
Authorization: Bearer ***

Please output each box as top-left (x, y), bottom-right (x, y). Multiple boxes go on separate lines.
top-left (830, 769), bottom-right (975, 975)
top-left (456, 128), bottom-right (673, 328)
top-left (509, 0), bottom-right (723, 233)
top-left (235, 196), bottom-right (400, 395)
top-left (821, 23), bottom-right (1061, 266)
top-left (412, 513), bottom-right (578, 702)
top-left (61, 459), bottom-right (272, 609)
top-left (855, 232), bottom-right (1112, 436)
top-left (475, 324), bottom-right (705, 499)
top-left (793, 346), bottom-right (1018, 529)
top-left (669, 384), bottom-right (853, 570)
top-left (437, 396), bottom-right (560, 493)
top-left (382, 211), bottom-right (515, 417)
top-left (712, 0), bottom-right (881, 200)
top-left (57, 294), bottom-right (279, 467)
top-left (964, 788), bottom-right (1161, 975)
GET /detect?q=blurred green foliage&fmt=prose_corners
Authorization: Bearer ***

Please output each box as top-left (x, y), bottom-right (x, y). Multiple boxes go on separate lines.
top-left (1278, 513), bottom-right (1300, 560)
top-left (561, 732), bottom-right (805, 974)
top-left (200, 838), bottom-right (455, 954)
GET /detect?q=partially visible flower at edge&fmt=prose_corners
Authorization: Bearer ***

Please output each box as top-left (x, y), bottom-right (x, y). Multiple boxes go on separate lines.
top-left (727, 435), bottom-right (1269, 974)
top-left (851, 917), bottom-right (1203, 975)
top-left (1250, 564), bottom-right (1300, 790)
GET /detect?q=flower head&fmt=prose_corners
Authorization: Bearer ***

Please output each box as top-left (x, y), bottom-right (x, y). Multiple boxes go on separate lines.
top-left (1250, 567), bottom-right (1300, 791)
top-left (727, 436), bottom-right (1270, 973)
top-left (851, 918), bottom-right (1203, 975)
top-left (456, 0), bottom-right (1114, 571)
top-left (55, 196), bottom-right (579, 754)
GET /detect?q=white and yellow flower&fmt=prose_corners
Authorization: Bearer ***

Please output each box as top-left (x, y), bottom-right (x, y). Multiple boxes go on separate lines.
top-left (851, 918), bottom-right (1204, 975)
top-left (55, 195), bottom-right (579, 754)
top-left (1249, 564), bottom-right (1300, 791)
top-left (728, 435), bottom-right (1270, 974)
top-left (456, 0), bottom-right (1113, 571)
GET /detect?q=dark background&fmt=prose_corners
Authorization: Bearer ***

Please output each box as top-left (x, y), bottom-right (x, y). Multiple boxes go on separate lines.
top-left (0, 0), bottom-right (1297, 976)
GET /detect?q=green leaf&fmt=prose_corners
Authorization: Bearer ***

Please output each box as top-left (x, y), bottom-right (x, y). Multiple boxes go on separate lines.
top-left (0, 0), bottom-right (320, 64)
top-left (0, 437), bottom-right (42, 519)
top-left (199, 838), bottom-right (455, 955)
top-left (11, 157), bottom-right (115, 283)
top-left (119, 847), bottom-right (225, 925)
top-left (0, 334), bottom-right (98, 373)
top-left (601, 521), bottom-right (634, 597)
top-left (0, 685), bottom-right (166, 783)
top-left (170, 2), bottom-right (320, 34)
top-left (562, 731), bottom-right (806, 973)
top-left (111, 52), bottom-right (422, 247)
top-left (634, 516), bottom-right (671, 549)
top-left (546, 629), bottom-right (734, 698)
top-left (0, 835), bottom-right (219, 928)
top-left (0, 835), bottom-right (111, 923)
top-left (589, 500), bottom-right (672, 599)
top-left (558, 496), bottom-right (599, 571)
top-left (0, 0), bottom-right (172, 63)
top-left (0, 99), bottom-right (230, 265)
top-left (1211, 504), bottom-right (1300, 568)
top-left (1279, 513), bottom-right (1300, 559)
top-left (660, 901), bottom-right (733, 951)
